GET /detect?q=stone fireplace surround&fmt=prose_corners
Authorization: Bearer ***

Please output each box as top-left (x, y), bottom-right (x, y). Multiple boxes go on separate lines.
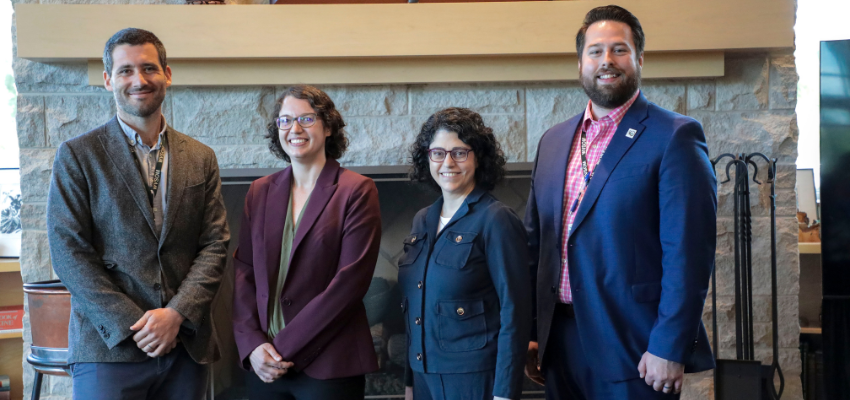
top-left (15, 48), bottom-right (800, 399)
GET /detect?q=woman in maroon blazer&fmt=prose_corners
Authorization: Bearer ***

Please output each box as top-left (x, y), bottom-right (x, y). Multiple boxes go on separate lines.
top-left (232, 85), bottom-right (381, 399)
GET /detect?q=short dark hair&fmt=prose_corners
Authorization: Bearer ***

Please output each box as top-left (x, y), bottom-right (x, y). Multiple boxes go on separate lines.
top-left (409, 107), bottom-right (506, 192)
top-left (103, 28), bottom-right (167, 76)
top-left (575, 5), bottom-right (645, 56)
top-left (265, 85), bottom-right (348, 163)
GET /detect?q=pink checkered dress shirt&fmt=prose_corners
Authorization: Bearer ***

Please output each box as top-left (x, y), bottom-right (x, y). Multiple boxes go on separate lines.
top-left (558, 91), bottom-right (640, 304)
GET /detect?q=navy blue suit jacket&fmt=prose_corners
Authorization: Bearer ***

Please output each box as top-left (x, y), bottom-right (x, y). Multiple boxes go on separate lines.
top-left (525, 93), bottom-right (717, 381)
top-left (399, 186), bottom-right (532, 399)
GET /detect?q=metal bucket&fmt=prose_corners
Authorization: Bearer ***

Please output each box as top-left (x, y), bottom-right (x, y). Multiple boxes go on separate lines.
top-left (23, 279), bottom-right (71, 376)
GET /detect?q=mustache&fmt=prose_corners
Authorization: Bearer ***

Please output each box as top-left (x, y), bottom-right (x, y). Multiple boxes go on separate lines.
top-left (594, 67), bottom-right (624, 76)
top-left (128, 86), bottom-right (156, 94)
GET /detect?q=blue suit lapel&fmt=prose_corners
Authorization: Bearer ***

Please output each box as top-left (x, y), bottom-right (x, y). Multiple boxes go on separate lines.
top-left (544, 117), bottom-right (581, 249)
top-left (569, 93), bottom-right (650, 237)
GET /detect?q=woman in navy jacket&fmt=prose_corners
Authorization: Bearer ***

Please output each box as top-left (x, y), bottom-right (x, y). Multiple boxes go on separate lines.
top-left (400, 108), bottom-right (532, 400)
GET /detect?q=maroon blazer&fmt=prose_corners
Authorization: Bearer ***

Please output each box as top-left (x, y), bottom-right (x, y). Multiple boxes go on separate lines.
top-left (232, 159), bottom-right (381, 379)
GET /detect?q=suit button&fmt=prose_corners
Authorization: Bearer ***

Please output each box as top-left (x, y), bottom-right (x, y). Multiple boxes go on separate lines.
top-left (416, 353), bottom-right (422, 361)
top-left (283, 298), bottom-right (292, 306)
top-left (103, 332), bottom-right (110, 339)
top-left (400, 302), bottom-right (404, 309)
top-left (415, 317), bottom-right (422, 325)
top-left (417, 281), bottom-right (423, 289)
top-left (455, 235), bottom-right (463, 243)
top-left (153, 283), bottom-right (162, 290)
top-left (456, 307), bottom-right (465, 316)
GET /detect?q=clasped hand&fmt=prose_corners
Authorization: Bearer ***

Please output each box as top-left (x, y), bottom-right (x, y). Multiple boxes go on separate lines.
top-left (130, 308), bottom-right (184, 358)
top-left (250, 343), bottom-right (294, 383)
top-left (638, 351), bottom-right (684, 395)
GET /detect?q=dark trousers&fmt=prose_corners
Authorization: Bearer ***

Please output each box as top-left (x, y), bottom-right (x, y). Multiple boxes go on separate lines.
top-left (413, 370), bottom-right (495, 400)
top-left (71, 344), bottom-right (208, 400)
top-left (246, 369), bottom-right (365, 400)
top-left (542, 303), bottom-right (680, 400)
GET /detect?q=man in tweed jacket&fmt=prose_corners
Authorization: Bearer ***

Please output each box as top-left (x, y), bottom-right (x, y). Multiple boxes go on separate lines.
top-left (47, 28), bottom-right (229, 400)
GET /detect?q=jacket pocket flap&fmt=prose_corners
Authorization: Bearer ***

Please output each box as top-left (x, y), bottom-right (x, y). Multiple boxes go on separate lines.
top-left (436, 300), bottom-right (485, 320)
top-left (631, 282), bottom-right (662, 303)
top-left (443, 231), bottom-right (477, 245)
top-left (403, 232), bottom-right (426, 245)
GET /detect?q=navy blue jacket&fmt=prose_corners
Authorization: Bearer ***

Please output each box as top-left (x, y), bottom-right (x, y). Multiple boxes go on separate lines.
top-left (399, 186), bottom-right (531, 399)
top-left (525, 92), bottom-right (717, 381)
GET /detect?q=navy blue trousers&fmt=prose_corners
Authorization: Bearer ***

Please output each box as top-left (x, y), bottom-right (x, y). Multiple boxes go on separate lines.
top-left (413, 370), bottom-right (495, 400)
top-left (542, 304), bottom-right (681, 400)
top-left (71, 344), bottom-right (208, 400)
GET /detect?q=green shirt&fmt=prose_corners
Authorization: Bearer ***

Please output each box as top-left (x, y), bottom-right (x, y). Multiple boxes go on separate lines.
top-left (268, 191), bottom-right (310, 339)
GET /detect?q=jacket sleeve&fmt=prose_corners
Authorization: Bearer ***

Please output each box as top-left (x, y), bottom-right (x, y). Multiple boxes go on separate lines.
top-left (485, 206), bottom-right (532, 400)
top-left (232, 184), bottom-right (270, 369)
top-left (523, 139), bottom-right (543, 342)
top-left (648, 119), bottom-right (717, 364)
top-left (165, 149), bottom-right (230, 329)
top-left (273, 179), bottom-right (381, 370)
top-left (47, 142), bottom-right (145, 349)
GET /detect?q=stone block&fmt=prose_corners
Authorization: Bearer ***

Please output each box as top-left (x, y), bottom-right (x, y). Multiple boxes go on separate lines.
top-left (716, 56), bottom-right (770, 111)
top-left (691, 110), bottom-right (798, 163)
top-left (641, 81), bottom-right (687, 114)
top-left (480, 114), bottom-right (526, 162)
top-left (171, 87), bottom-right (276, 146)
top-left (20, 148), bottom-right (56, 203)
top-left (681, 371), bottom-right (713, 400)
top-left (688, 81), bottom-right (716, 111)
top-left (312, 85), bottom-right (408, 117)
top-left (21, 203), bottom-right (46, 231)
top-left (340, 116), bottom-right (420, 166)
top-left (526, 84), bottom-right (586, 159)
top-left (769, 55), bottom-right (797, 110)
top-left (12, 59), bottom-right (104, 93)
top-left (17, 95), bottom-right (45, 148)
top-left (409, 84), bottom-right (524, 116)
top-left (45, 95), bottom-right (115, 147)
top-left (774, 162), bottom-right (797, 190)
top-left (20, 230), bottom-right (51, 283)
top-left (211, 145), bottom-right (283, 169)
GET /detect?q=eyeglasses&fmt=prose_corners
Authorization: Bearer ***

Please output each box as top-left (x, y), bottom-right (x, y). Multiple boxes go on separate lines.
top-left (275, 113), bottom-right (318, 130)
top-left (428, 147), bottom-right (473, 163)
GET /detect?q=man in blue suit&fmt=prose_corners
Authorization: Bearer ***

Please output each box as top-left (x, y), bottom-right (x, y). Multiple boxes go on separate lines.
top-left (523, 6), bottom-right (716, 399)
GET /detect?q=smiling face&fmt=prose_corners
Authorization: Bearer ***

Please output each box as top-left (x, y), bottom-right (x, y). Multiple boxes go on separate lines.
top-left (429, 129), bottom-right (477, 199)
top-left (578, 20), bottom-right (643, 112)
top-left (278, 96), bottom-right (330, 165)
top-left (103, 43), bottom-right (171, 120)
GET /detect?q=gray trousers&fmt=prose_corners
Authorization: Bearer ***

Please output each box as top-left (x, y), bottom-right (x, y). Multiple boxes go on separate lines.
top-left (71, 344), bottom-right (208, 400)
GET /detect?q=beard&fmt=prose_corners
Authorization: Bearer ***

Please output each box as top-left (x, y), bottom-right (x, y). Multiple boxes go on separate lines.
top-left (115, 86), bottom-right (166, 118)
top-left (579, 65), bottom-right (641, 110)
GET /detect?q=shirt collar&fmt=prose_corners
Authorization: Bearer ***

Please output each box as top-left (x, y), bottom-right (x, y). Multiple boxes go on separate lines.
top-left (118, 114), bottom-right (168, 150)
top-left (581, 90), bottom-right (641, 131)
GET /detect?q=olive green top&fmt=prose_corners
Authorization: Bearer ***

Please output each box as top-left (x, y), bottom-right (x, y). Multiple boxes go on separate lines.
top-left (268, 191), bottom-right (310, 339)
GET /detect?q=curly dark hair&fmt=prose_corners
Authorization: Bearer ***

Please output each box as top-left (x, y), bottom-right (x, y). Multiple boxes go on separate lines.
top-left (265, 85), bottom-right (348, 163)
top-left (409, 107), bottom-right (506, 191)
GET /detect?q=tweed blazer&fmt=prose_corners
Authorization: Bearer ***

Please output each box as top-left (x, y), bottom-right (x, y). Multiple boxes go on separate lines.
top-left (47, 116), bottom-right (230, 364)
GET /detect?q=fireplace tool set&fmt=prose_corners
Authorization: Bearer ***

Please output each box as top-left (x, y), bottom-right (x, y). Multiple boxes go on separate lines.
top-left (710, 153), bottom-right (785, 400)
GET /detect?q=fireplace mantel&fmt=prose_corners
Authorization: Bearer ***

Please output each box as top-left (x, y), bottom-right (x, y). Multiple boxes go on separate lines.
top-left (14, 0), bottom-right (793, 86)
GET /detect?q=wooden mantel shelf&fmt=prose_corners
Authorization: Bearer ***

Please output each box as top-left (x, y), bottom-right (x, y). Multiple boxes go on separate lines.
top-left (15, 0), bottom-right (794, 85)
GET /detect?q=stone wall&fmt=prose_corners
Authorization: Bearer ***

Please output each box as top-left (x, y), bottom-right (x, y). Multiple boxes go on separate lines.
top-left (12, 2), bottom-right (800, 397)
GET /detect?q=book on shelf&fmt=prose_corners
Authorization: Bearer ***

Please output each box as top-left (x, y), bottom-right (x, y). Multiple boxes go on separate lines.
top-left (0, 305), bottom-right (24, 331)
top-left (0, 374), bottom-right (9, 391)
